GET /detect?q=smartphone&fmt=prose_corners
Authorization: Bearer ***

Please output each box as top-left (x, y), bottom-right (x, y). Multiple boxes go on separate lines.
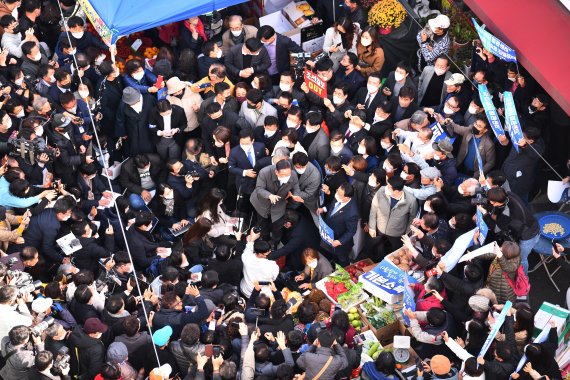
top-left (212, 345), bottom-right (221, 357)
top-left (199, 82), bottom-right (211, 89)
top-left (415, 357), bottom-right (423, 368)
top-left (204, 344), bottom-right (213, 357)
top-left (552, 239), bottom-right (559, 251)
top-left (353, 335), bottom-right (363, 344)
top-left (286, 298), bottom-right (298, 309)
top-left (250, 308), bottom-right (265, 317)
top-left (214, 307), bottom-right (224, 320)
top-left (258, 281), bottom-right (270, 286)
top-left (154, 75), bottom-right (163, 88)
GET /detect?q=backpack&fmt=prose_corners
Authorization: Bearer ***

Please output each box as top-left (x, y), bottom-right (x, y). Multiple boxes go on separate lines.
top-left (503, 265), bottom-right (530, 296)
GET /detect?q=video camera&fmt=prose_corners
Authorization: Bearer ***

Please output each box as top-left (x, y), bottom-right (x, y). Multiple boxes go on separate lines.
top-left (5, 135), bottom-right (56, 165)
top-left (470, 187), bottom-right (488, 206)
top-left (52, 346), bottom-right (70, 375)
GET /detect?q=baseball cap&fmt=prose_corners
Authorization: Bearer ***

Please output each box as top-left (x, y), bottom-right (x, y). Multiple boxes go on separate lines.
top-left (31, 297), bottom-right (53, 314)
top-left (83, 317), bottom-right (108, 334)
top-left (432, 139), bottom-right (454, 158)
top-left (428, 14), bottom-right (450, 30)
top-left (420, 166), bottom-right (441, 180)
top-left (52, 113), bottom-right (71, 129)
top-left (152, 326), bottom-right (173, 347)
top-left (444, 73), bottom-right (465, 86)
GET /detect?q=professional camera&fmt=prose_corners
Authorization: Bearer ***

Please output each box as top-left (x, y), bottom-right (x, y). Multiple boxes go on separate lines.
top-left (5, 257), bottom-right (18, 269)
top-left (52, 346), bottom-right (70, 375)
top-left (471, 188), bottom-right (488, 206)
top-left (6, 135), bottom-right (56, 165)
top-left (18, 279), bottom-right (43, 296)
top-left (31, 316), bottom-right (54, 336)
top-left (7, 269), bottom-right (34, 288)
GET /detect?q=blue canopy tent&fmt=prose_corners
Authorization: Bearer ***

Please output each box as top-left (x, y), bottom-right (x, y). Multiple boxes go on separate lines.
top-left (77, 0), bottom-right (248, 46)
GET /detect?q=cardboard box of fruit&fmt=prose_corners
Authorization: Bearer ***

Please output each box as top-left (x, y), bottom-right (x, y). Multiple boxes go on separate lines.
top-left (344, 259), bottom-right (375, 283)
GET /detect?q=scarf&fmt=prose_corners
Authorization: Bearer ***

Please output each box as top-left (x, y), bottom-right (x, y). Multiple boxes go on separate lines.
top-left (183, 20), bottom-right (207, 42)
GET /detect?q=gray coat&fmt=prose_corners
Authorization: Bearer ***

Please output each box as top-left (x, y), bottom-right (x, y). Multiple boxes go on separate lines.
top-left (297, 345), bottom-right (349, 380)
top-left (0, 337), bottom-right (44, 380)
top-left (306, 128), bottom-right (331, 166)
top-left (220, 25), bottom-right (258, 55)
top-left (297, 162), bottom-right (321, 217)
top-left (417, 65), bottom-right (452, 106)
top-left (448, 121), bottom-right (496, 178)
top-left (303, 255), bottom-right (334, 286)
top-left (369, 187), bottom-right (418, 237)
top-left (250, 166), bottom-right (301, 222)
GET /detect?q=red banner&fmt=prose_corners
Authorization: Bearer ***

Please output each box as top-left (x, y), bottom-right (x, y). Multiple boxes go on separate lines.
top-left (304, 69), bottom-right (327, 99)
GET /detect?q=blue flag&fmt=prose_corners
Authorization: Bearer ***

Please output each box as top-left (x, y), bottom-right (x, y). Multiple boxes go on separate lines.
top-left (472, 18), bottom-right (517, 62)
top-left (318, 216), bottom-right (335, 246)
top-left (479, 84), bottom-right (506, 141)
top-left (473, 137), bottom-right (485, 178)
top-left (157, 87), bottom-right (168, 101)
top-left (476, 209), bottom-right (488, 245)
top-left (402, 274), bottom-right (416, 326)
top-left (430, 121), bottom-right (456, 144)
top-left (503, 91), bottom-right (524, 153)
top-left (478, 301), bottom-right (512, 361)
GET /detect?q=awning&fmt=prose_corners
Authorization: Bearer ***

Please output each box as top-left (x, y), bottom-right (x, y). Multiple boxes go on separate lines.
top-left (465, 0), bottom-right (570, 115)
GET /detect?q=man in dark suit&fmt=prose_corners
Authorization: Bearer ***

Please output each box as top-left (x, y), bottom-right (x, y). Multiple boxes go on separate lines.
top-left (390, 86), bottom-right (419, 123)
top-left (197, 82), bottom-right (239, 121)
top-left (317, 183), bottom-right (359, 266)
top-left (342, 110), bottom-right (369, 154)
top-left (352, 72), bottom-right (385, 124)
top-left (148, 100), bottom-right (188, 160)
top-left (269, 210), bottom-right (320, 271)
top-left (302, 113), bottom-right (330, 167)
top-left (118, 154), bottom-right (166, 208)
top-left (323, 83), bottom-right (354, 133)
top-left (254, 115), bottom-right (281, 154)
top-left (263, 71), bottom-right (308, 109)
top-left (224, 38), bottom-right (271, 84)
top-left (47, 68), bottom-right (72, 106)
top-left (381, 61), bottom-right (418, 101)
top-left (228, 128), bottom-right (267, 212)
top-left (257, 25), bottom-right (303, 84)
top-left (201, 102), bottom-right (239, 156)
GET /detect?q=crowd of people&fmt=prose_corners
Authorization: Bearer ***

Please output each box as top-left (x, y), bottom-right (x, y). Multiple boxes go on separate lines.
top-left (0, 0), bottom-right (567, 379)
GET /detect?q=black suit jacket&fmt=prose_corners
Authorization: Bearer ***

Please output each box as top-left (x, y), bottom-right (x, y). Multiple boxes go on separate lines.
top-left (148, 104), bottom-right (188, 146)
top-left (118, 154), bottom-right (166, 196)
top-left (390, 97), bottom-right (419, 123)
top-left (253, 125), bottom-right (281, 153)
top-left (225, 44), bottom-right (271, 81)
top-left (269, 214), bottom-right (320, 271)
top-left (228, 142), bottom-right (267, 195)
top-left (323, 198), bottom-right (359, 248)
top-left (274, 33), bottom-right (303, 73)
top-left (352, 88), bottom-right (386, 123)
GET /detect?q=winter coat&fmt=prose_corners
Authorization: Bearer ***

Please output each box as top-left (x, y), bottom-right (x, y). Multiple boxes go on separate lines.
top-left (69, 326), bottom-right (106, 380)
top-left (152, 296), bottom-right (210, 340)
top-left (0, 337), bottom-right (44, 380)
top-left (169, 340), bottom-right (205, 375)
top-left (356, 42), bottom-right (385, 77)
top-left (481, 253), bottom-right (520, 304)
top-left (166, 87), bottom-right (202, 133)
top-left (297, 345), bottom-right (349, 380)
top-left (114, 94), bottom-right (157, 156)
top-left (73, 234), bottom-right (114, 276)
top-left (369, 187), bottom-right (418, 237)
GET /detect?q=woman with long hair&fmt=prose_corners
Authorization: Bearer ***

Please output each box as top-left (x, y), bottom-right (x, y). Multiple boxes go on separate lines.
top-left (356, 26), bottom-right (385, 77)
top-left (182, 217), bottom-right (214, 265)
top-left (148, 183), bottom-right (189, 240)
top-left (323, 17), bottom-right (358, 72)
top-left (174, 48), bottom-right (198, 83)
top-left (197, 188), bottom-right (240, 247)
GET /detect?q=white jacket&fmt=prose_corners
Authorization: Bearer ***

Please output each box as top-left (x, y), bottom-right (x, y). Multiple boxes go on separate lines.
top-left (240, 241), bottom-right (279, 298)
top-left (0, 303), bottom-right (32, 341)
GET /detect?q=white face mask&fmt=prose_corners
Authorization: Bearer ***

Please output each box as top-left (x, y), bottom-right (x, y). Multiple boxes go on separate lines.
top-left (16, 109), bottom-right (25, 118)
top-left (132, 70), bottom-right (145, 81)
top-left (360, 37), bottom-right (372, 47)
top-left (66, 106), bottom-right (77, 114)
top-left (357, 146), bottom-right (366, 155)
top-left (32, 51), bottom-right (42, 61)
top-left (373, 114), bottom-right (387, 124)
top-left (384, 187), bottom-right (391, 197)
top-left (35, 125), bottom-right (43, 136)
top-left (214, 140), bottom-right (224, 147)
top-left (335, 193), bottom-right (342, 202)
top-left (278, 175), bottom-right (290, 185)
top-left (368, 176), bottom-right (377, 187)
top-left (286, 119), bottom-right (297, 129)
top-left (367, 84), bottom-right (379, 94)
top-left (131, 101), bottom-right (143, 113)
top-left (305, 125), bottom-right (319, 134)
top-left (3, 117), bottom-right (12, 129)
top-left (231, 29), bottom-right (242, 37)
top-left (400, 171), bottom-right (408, 181)
top-left (307, 260), bottom-right (318, 269)
top-left (78, 91), bottom-right (89, 99)
top-left (95, 55), bottom-right (106, 66)
top-left (216, 50), bottom-right (223, 59)
top-left (443, 105), bottom-right (454, 115)
top-left (507, 76), bottom-right (516, 82)
top-left (240, 144), bottom-right (252, 152)
top-left (331, 145), bottom-right (342, 154)
top-left (48, 75), bottom-right (56, 83)
top-left (395, 72), bottom-right (405, 82)
top-left (295, 167), bottom-right (306, 175)
top-left (71, 31), bottom-right (84, 39)
top-left (264, 129), bottom-right (276, 138)
top-left (468, 105), bottom-right (478, 114)
top-left (424, 202), bottom-right (433, 213)
top-left (528, 106), bottom-right (535, 114)
top-left (69, 48), bottom-right (77, 56)
top-left (383, 162), bottom-right (393, 173)
top-left (279, 83), bottom-right (291, 92)
top-left (332, 95), bottom-right (343, 105)
top-left (433, 154), bottom-right (441, 161)
top-left (434, 67), bottom-right (446, 76)
top-left (251, 81), bottom-right (258, 89)
top-left (163, 191), bottom-right (174, 199)
top-left (380, 141), bottom-right (391, 150)
top-left (15, 78), bottom-right (23, 86)
top-left (348, 123), bottom-right (359, 133)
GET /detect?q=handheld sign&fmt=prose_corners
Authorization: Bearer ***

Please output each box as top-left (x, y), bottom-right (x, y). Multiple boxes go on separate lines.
top-left (318, 216), bottom-right (334, 246)
top-left (479, 84), bottom-right (506, 141)
top-left (473, 137), bottom-right (485, 178)
top-left (430, 121), bottom-right (456, 144)
top-left (503, 91), bottom-right (524, 152)
top-left (402, 274), bottom-right (416, 326)
top-left (476, 209), bottom-right (489, 245)
top-left (472, 18), bottom-right (517, 63)
top-left (304, 69), bottom-right (327, 99)
top-left (440, 228), bottom-right (476, 271)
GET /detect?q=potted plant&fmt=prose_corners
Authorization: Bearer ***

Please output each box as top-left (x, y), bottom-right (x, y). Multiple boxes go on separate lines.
top-left (367, 0), bottom-right (407, 35)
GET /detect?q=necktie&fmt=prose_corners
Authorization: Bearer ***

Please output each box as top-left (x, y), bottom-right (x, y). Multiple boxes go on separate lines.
top-left (331, 201), bottom-right (342, 215)
top-left (365, 94), bottom-right (372, 108)
top-left (345, 130), bottom-right (352, 139)
top-left (246, 150), bottom-right (254, 167)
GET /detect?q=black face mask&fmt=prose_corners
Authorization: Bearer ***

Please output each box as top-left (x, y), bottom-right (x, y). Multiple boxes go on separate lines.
top-left (529, 105), bottom-right (538, 112)
top-left (12, 25), bottom-right (20, 34)
top-left (472, 126), bottom-right (480, 136)
top-left (174, 89), bottom-right (185, 99)
top-left (178, 167), bottom-right (189, 176)
top-left (60, 83), bottom-right (71, 90)
top-left (247, 103), bottom-right (258, 110)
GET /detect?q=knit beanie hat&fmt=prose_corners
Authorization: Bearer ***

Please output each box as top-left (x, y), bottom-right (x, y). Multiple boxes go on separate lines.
top-left (430, 355), bottom-right (451, 375)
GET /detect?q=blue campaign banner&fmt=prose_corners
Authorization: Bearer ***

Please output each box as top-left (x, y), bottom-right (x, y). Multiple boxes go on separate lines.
top-left (472, 18), bottom-right (517, 63)
top-left (476, 209), bottom-right (489, 245)
top-left (318, 216), bottom-right (334, 246)
top-left (478, 84), bottom-right (506, 141)
top-left (473, 137), bottom-right (485, 178)
top-left (157, 87), bottom-right (168, 101)
top-left (402, 274), bottom-right (416, 326)
top-left (503, 91), bottom-right (524, 153)
top-left (361, 259), bottom-right (418, 296)
top-left (478, 301), bottom-right (512, 360)
top-left (430, 121), bottom-right (456, 144)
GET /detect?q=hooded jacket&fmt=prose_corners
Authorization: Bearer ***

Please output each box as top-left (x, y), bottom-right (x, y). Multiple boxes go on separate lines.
top-left (68, 326), bottom-right (105, 380)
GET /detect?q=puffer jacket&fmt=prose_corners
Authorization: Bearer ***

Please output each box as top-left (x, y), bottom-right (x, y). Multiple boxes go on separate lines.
top-left (169, 340), bottom-right (205, 375)
top-left (483, 253), bottom-right (520, 304)
top-left (0, 337), bottom-right (44, 380)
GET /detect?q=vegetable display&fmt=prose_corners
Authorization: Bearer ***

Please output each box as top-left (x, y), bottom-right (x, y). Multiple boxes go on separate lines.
top-left (319, 265), bottom-right (369, 310)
